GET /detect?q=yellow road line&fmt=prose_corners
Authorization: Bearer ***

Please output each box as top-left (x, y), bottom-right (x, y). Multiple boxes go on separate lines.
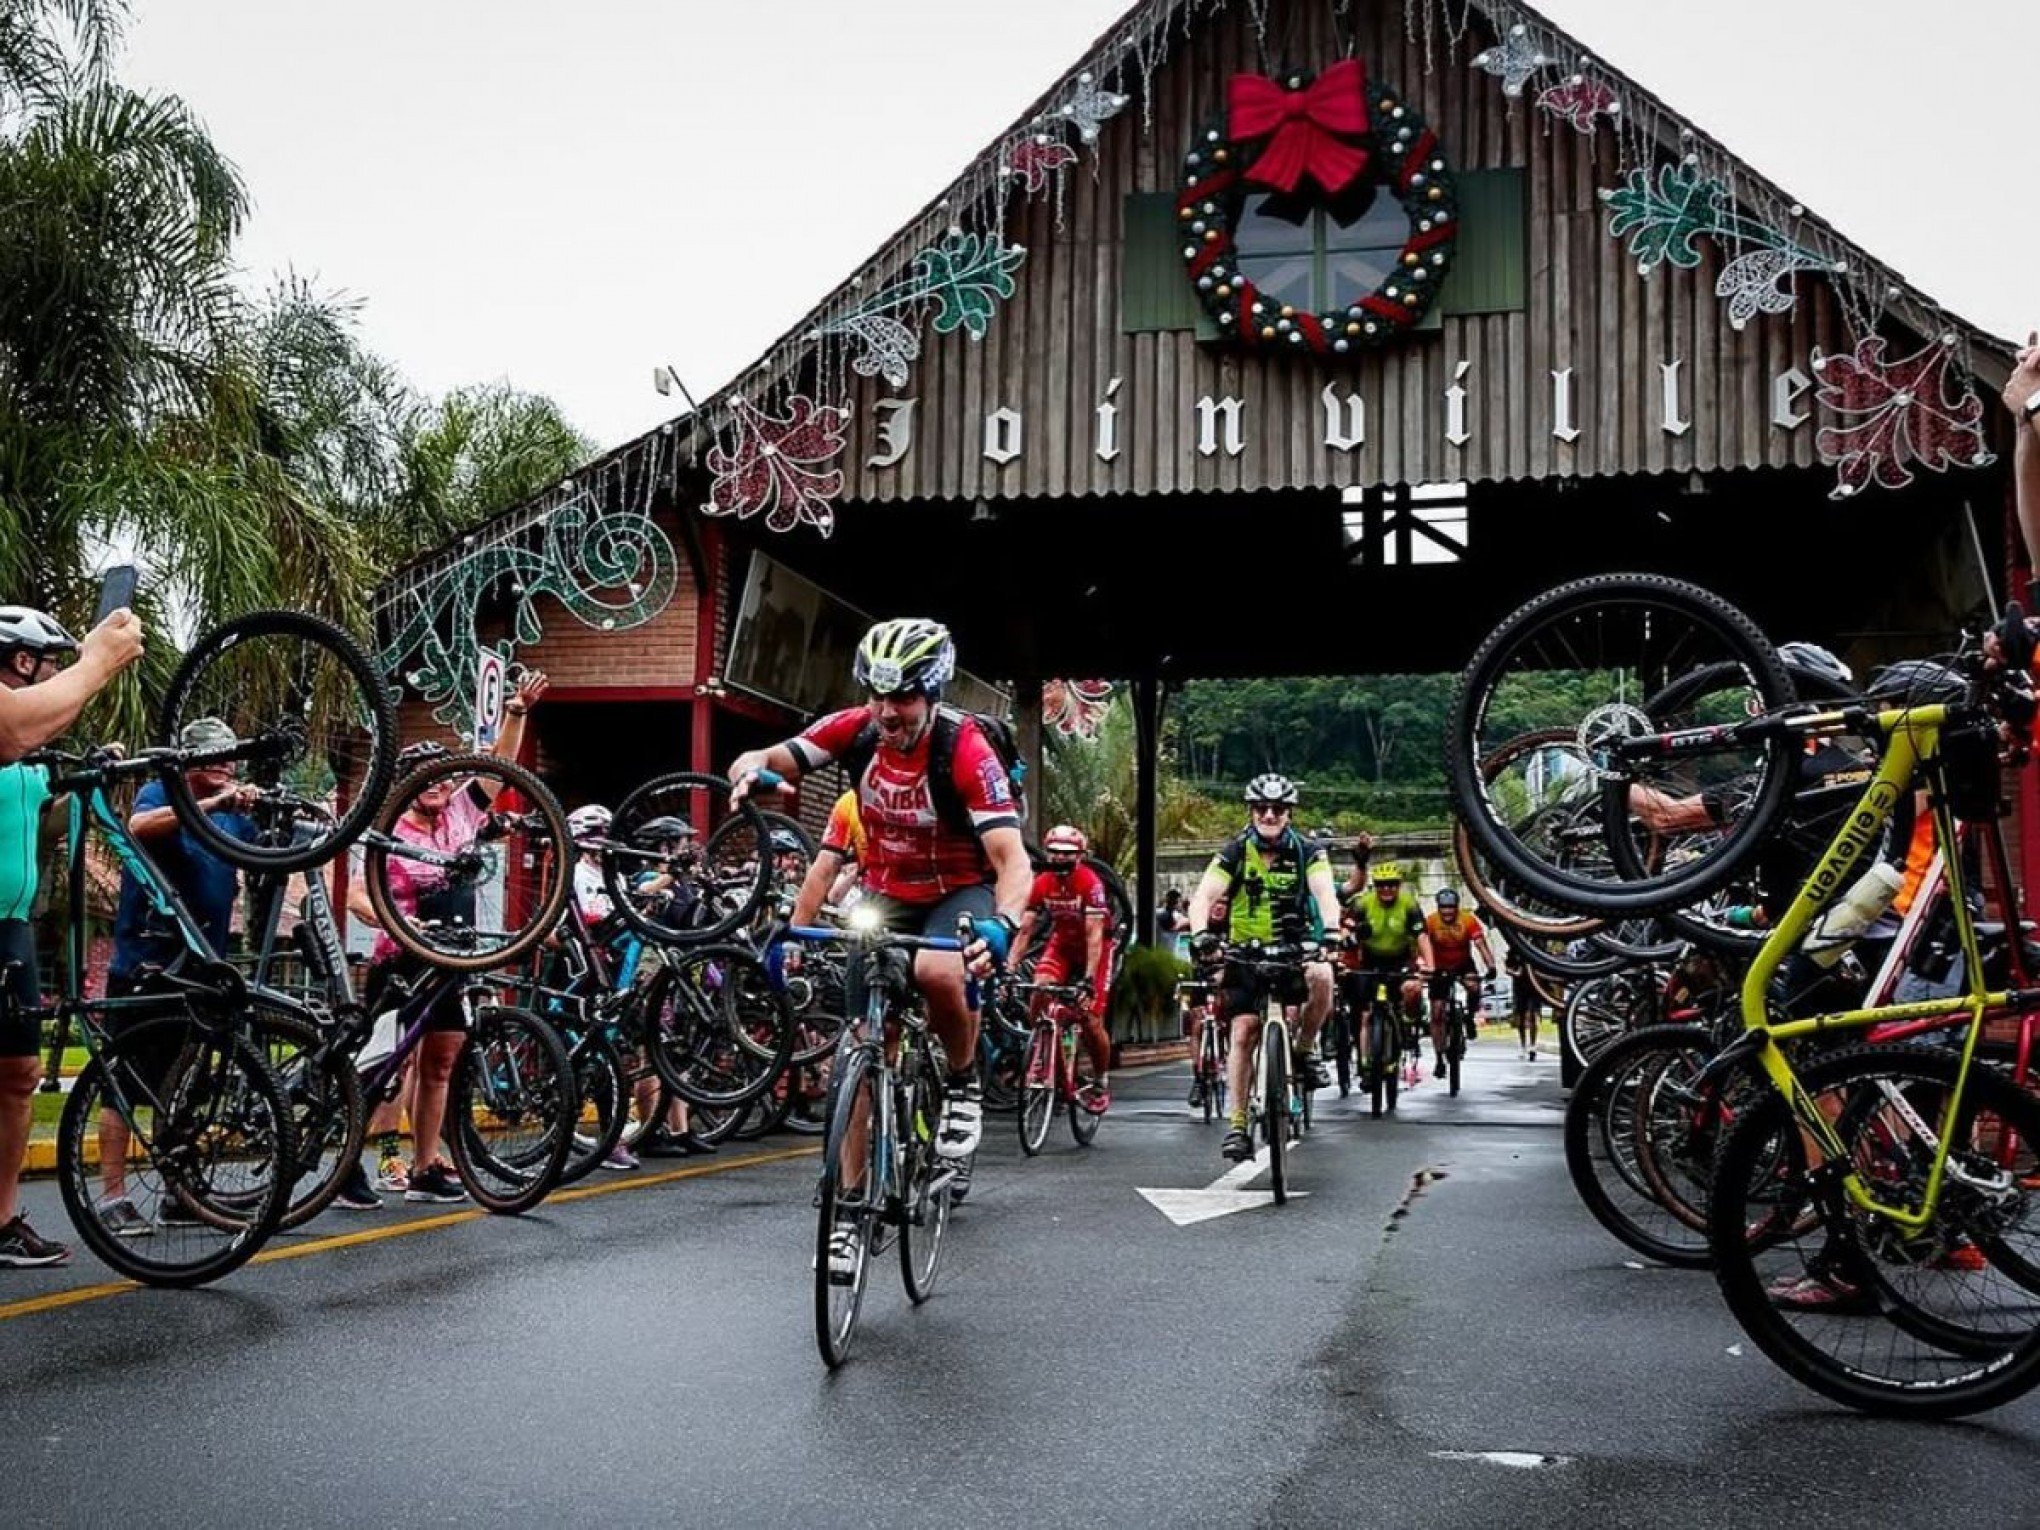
top-left (0, 1143), bottom-right (820, 1324)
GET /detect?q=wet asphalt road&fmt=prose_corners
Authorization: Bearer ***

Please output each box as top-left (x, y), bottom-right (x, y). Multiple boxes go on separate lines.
top-left (3, 1039), bottom-right (2039, 1527)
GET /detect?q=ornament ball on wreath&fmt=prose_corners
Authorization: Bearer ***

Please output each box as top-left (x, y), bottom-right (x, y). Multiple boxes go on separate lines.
top-left (1178, 59), bottom-right (1459, 354)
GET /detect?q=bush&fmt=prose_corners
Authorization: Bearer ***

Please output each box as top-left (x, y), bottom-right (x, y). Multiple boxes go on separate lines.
top-left (1109, 942), bottom-right (1189, 1031)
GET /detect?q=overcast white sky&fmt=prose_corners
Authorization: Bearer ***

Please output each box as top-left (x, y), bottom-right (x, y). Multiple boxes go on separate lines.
top-left (124, 0), bottom-right (2039, 448)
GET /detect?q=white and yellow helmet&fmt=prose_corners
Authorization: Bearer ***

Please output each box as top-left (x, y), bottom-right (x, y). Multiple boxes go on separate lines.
top-left (853, 618), bottom-right (956, 698)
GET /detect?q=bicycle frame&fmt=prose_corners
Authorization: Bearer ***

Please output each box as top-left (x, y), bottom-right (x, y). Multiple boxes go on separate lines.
top-left (1733, 705), bottom-right (2040, 1233)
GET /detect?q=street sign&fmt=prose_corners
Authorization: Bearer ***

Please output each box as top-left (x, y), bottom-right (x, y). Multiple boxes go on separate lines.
top-left (474, 650), bottom-right (508, 749)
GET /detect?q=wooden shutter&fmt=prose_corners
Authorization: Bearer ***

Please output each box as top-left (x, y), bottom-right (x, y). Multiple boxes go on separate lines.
top-left (1439, 167), bottom-right (1526, 316)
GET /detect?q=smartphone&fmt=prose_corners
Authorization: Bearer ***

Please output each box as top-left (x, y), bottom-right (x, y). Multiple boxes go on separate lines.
top-left (94, 564), bottom-right (138, 625)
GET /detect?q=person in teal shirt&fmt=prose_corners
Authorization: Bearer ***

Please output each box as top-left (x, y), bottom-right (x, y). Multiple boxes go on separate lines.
top-left (0, 606), bottom-right (132, 1270)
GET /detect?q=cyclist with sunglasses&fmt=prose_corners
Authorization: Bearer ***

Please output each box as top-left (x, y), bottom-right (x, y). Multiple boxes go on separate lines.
top-left (1185, 775), bottom-right (1341, 1162)
top-left (730, 618), bottom-right (1031, 1185)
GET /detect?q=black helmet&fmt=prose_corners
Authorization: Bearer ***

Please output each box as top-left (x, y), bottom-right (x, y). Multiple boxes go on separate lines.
top-left (397, 740), bottom-right (450, 770)
top-left (1435, 887), bottom-right (1460, 909)
top-left (1865, 659), bottom-right (1966, 707)
top-left (637, 815), bottom-right (694, 844)
top-left (768, 828), bottom-right (806, 855)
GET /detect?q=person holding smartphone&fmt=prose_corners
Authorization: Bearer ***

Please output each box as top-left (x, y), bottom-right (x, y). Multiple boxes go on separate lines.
top-left (0, 600), bottom-right (140, 1266)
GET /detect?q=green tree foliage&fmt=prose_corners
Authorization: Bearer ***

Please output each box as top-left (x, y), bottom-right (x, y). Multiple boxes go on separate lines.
top-left (0, 4), bottom-right (588, 743)
top-left (1167, 674), bottom-right (1459, 830)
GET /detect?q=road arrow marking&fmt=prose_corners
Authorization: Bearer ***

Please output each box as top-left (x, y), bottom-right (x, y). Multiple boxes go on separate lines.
top-left (1136, 1144), bottom-right (1308, 1225)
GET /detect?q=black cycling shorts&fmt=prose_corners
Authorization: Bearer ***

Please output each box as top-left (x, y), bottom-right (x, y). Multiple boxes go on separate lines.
top-left (1340, 968), bottom-right (1409, 1014)
top-left (843, 883), bottom-right (997, 1029)
top-left (364, 958), bottom-right (468, 1034)
top-left (0, 919), bottom-right (40, 1058)
top-left (1217, 958), bottom-right (1307, 1021)
top-left (1428, 967), bottom-right (1480, 1001)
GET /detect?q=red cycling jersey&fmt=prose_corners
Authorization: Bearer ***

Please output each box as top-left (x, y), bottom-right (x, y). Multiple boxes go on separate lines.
top-left (1030, 865), bottom-right (1113, 1009)
top-left (1029, 865), bottom-right (1110, 953)
top-left (792, 707), bottom-right (1019, 904)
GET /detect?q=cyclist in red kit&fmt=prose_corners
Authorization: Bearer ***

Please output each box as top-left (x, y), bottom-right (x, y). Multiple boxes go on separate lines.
top-left (729, 618), bottom-right (1031, 1196)
top-left (1010, 824), bottom-right (1114, 1113)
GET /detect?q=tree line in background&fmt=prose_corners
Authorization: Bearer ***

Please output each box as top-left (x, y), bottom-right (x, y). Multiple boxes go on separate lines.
top-left (0, 0), bottom-right (588, 740)
top-left (1043, 671), bottom-right (1501, 873)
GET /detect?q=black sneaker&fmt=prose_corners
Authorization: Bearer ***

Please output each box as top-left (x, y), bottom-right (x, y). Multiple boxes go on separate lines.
top-left (1221, 1127), bottom-right (1254, 1163)
top-left (156, 1197), bottom-right (206, 1230)
top-left (674, 1132), bottom-right (718, 1157)
top-left (0, 1214), bottom-right (71, 1268)
top-left (404, 1163), bottom-right (469, 1204)
top-left (1300, 1053), bottom-right (1331, 1091)
top-left (949, 1153), bottom-right (975, 1206)
top-left (1187, 1078), bottom-right (1207, 1109)
top-left (333, 1163), bottom-right (382, 1212)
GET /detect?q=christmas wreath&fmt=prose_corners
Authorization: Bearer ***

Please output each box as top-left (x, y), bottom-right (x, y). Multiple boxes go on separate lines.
top-left (1177, 61), bottom-right (1458, 353)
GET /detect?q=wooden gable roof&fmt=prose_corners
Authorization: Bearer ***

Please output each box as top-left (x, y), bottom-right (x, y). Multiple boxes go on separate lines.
top-left (386, 0), bottom-right (2016, 604)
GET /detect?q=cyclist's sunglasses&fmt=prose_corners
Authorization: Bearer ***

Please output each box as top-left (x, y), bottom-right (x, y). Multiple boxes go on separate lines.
top-left (1250, 804), bottom-right (1291, 818)
top-left (868, 686), bottom-right (925, 704)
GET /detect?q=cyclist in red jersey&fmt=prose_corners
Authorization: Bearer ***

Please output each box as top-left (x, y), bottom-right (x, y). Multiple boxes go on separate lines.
top-left (730, 618), bottom-right (1031, 1194)
top-left (1009, 824), bottom-right (1113, 1113)
top-left (1416, 887), bottom-right (1494, 1077)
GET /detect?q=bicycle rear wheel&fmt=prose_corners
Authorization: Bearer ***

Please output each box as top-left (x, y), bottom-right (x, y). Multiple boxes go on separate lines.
top-left (815, 1048), bottom-right (878, 1368)
top-left (447, 1006), bottom-right (576, 1214)
top-left (362, 754), bottom-right (572, 971)
top-left (1709, 1046), bottom-right (2040, 1416)
top-left (56, 1019), bottom-right (293, 1287)
top-left (156, 609), bottom-right (396, 873)
top-left (254, 1012), bottom-right (366, 1230)
top-left (561, 1027), bottom-right (630, 1186)
top-left (1068, 1040), bottom-right (1102, 1147)
top-left (1562, 1025), bottom-right (1720, 1268)
top-left (1263, 1025), bottom-right (1289, 1205)
top-left (1448, 573), bottom-right (1797, 916)
top-left (642, 945), bottom-right (794, 1108)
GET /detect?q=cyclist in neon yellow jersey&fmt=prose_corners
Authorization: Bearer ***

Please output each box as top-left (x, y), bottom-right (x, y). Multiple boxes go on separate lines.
top-left (1186, 775), bottom-right (1341, 1162)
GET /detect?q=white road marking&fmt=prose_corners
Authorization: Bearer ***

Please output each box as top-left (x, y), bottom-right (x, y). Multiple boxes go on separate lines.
top-left (1135, 1144), bottom-right (1309, 1225)
top-left (1428, 1451), bottom-right (1572, 1469)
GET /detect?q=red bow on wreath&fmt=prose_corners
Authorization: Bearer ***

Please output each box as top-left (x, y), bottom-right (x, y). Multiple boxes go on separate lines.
top-left (1227, 59), bottom-right (1371, 196)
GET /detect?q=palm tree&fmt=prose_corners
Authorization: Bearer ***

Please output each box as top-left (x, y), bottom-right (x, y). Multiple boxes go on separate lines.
top-left (0, 1), bottom-right (590, 745)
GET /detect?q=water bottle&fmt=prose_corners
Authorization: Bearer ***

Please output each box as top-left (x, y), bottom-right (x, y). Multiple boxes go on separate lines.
top-left (1802, 863), bottom-right (1906, 970)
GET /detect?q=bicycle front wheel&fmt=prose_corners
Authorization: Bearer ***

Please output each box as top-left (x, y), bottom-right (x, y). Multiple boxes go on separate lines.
top-left (362, 753), bottom-right (572, 971)
top-left (56, 1019), bottom-right (294, 1287)
top-left (815, 1048), bottom-right (878, 1368)
top-left (899, 1049), bottom-right (952, 1303)
top-left (606, 773), bottom-right (771, 946)
top-left (447, 1006), bottom-right (577, 1214)
top-left (1709, 1046), bottom-right (2040, 1417)
top-left (156, 609), bottom-right (396, 873)
top-left (1017, 1027), bottom-right (1055, 1156)
top-left (1447, 573), bottom-right (1797, 917)
top-left (1263, 1025), bottom-right (1288, 1205)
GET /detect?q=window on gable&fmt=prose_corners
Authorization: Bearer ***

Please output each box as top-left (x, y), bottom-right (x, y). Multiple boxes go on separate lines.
top-left (1233, 186), bottom-right (1414, 315)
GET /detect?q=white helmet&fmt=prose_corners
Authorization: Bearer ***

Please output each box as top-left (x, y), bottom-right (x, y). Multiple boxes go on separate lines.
top-left (567, 804), bottom-right (612, 839)
top-left (1243, 773), bottom-right (1299, 807)
top-left (0, 606), bottom-right (77, 658)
